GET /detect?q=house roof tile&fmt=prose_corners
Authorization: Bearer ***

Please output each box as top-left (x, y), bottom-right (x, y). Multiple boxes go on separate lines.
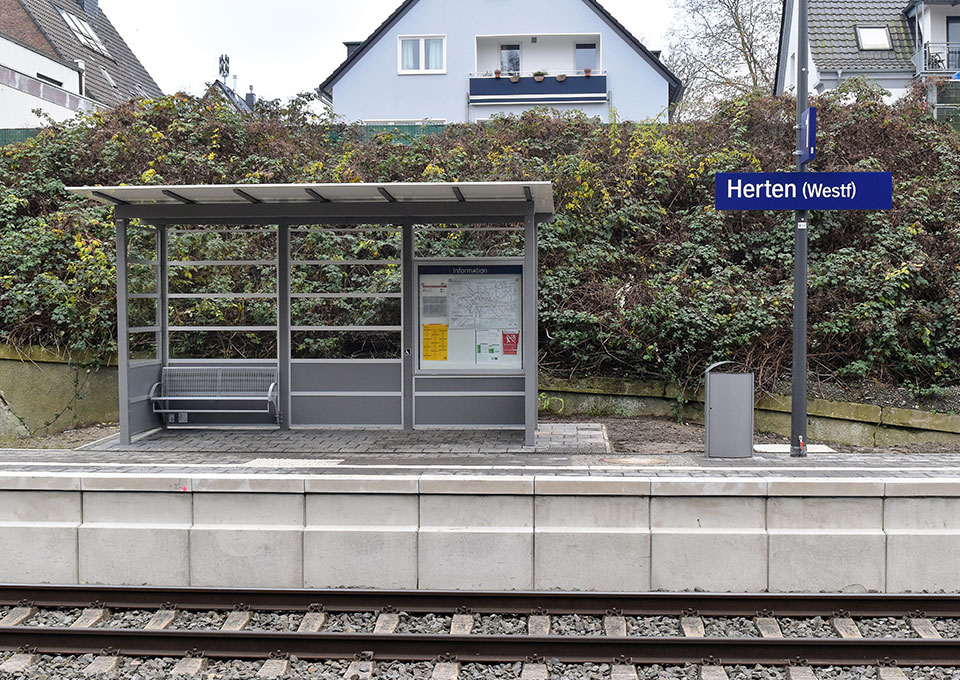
top-left (17, 0), bottom-right (163, 107)
top-left (809, 0), bottom-right (915, 72)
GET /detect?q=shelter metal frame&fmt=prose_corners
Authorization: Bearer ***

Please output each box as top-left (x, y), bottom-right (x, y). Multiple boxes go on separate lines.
top-left (70, 182), bottom-right (554, 447)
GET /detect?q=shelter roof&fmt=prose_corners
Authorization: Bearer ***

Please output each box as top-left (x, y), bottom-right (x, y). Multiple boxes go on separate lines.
top-left (66, 181), bottom-right (555, 217)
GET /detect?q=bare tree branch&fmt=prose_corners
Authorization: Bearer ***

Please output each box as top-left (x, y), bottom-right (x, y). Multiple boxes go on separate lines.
top-left (666, 0), bottom-right (781, 119)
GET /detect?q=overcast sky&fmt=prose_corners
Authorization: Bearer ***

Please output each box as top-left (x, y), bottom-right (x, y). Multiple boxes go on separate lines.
top-left (97, 1), bottom-right (677, 103)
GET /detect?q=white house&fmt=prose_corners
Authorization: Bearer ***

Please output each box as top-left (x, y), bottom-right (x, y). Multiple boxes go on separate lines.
top-left (0, 0), bottom-right (162, 131)
top-left (775, 0), bottom-right (960, 124)
top-left (319, 0), bottom-right (683, 124)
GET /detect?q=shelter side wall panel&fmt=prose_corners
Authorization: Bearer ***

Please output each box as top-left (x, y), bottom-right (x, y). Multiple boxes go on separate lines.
top-left (127, 362), bottom-right (161, 436)
top-left (291, 396), bottom-right (402, 426)
top-left (415, 394), bottom-right (524, 426)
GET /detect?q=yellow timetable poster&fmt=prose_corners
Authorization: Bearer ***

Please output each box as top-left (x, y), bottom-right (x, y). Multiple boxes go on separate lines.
top-left (422, 324), bottom-right (448, 361)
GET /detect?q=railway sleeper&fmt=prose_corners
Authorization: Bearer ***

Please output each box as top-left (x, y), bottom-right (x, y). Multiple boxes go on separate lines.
top-left (171, 655), bottom-right (207, 676)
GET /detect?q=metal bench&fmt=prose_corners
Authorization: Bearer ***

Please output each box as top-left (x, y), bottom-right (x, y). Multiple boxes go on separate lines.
top-left (150, 366), bottom-right (280, 423)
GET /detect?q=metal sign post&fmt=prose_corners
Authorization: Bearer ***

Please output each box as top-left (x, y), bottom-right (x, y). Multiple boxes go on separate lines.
top-left (791, 0), bottom-right (810, 457)
top-left (713, 0), bottom-right (892, 458)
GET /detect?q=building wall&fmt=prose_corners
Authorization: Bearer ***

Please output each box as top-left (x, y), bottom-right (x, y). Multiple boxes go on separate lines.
top-left (0, 0), bottom-right (57, 57)
top-left (474, 33), bottom-right (601, 74)
top-left (0, 36), bottom-right (81, 93)
top-left (0, 81), bottom-right (78, 126)
top-left (331, 0), bottom-right (671, 123)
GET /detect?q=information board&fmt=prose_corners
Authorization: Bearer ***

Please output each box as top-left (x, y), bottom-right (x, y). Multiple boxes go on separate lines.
top-left (418, 264), bottom-right (522, 371)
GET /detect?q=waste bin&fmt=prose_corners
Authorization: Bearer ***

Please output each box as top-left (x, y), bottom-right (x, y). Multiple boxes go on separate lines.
top-left (704, 361), bottom-right (754, 458)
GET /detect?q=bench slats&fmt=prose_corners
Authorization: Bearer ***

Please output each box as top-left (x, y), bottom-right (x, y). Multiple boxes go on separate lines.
top-left (151, 367), bottom-right (279, 423)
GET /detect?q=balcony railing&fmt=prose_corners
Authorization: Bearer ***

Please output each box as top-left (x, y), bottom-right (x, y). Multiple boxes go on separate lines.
top-left (468, 72), bottom-right (608, 106)
top-left (913, 42), bottom-right (960, 75)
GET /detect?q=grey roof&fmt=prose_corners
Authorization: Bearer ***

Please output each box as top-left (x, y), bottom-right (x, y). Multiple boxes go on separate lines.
top-left (66, 181), bottom-right (557, 215)
top-left (318, 0), bottom-right (682, 104)
top-left (206, 80), bottom-right (254, 114)
top-left (16, 0), bottom-right (163, 107)
top-left (809, 0), bottom-right (915, 72)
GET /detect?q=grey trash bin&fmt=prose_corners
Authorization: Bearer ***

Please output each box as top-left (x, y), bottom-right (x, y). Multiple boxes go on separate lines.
top-left (704, 362), bottom-right (754, 458)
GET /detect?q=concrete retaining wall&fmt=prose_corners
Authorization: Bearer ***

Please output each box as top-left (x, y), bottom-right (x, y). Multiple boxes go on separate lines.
top-left (0, 345), bottom-right (117, 437)
top-left (1, 473), bottom-right (956, 593)
top-left (540, 375), bottom-right (960, 448)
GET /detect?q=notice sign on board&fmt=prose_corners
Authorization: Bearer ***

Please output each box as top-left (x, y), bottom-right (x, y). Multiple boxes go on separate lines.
top-left (422, 324), bottom-right (448, 361)
top-left (418, 265), bottom-right (523, 371)
top-left (715, 172), bottom-right (892, 211)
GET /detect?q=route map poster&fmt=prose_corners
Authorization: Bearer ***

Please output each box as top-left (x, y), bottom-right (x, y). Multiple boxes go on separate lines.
top-left (418, 264), bottom-right (523, 371)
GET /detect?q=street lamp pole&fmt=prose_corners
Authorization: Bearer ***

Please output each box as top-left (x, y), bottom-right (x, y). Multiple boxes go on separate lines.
top-left (791, 0), bottom-right (809, 457)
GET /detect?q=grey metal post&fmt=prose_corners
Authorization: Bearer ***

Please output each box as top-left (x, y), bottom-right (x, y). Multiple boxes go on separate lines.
top-left (115, 218), bottom-right (131, 445)
top-left (523, 212), bottom-right (538, 447)
top-left (401, 221), bottom-right (414, 430)
top-left (158, 225), bottom-right (169, 368)
top-left (278, 221), bottom-right (290, 429)
top-left (791, 0), bottom-right (809, 457)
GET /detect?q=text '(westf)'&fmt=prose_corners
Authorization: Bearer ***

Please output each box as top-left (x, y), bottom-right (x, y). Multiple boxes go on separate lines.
top-left (714, 172), bottom-right (892, 211)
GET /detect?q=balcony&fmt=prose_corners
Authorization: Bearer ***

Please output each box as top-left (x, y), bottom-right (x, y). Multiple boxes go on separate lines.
top-left (468, 72), bottom-right (608, 107)
top-left (913, 42), bottom-right (960, 75)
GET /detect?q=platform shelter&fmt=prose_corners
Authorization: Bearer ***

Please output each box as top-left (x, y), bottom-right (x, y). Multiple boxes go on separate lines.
top-left (67, 182), bottom-right (554, 446)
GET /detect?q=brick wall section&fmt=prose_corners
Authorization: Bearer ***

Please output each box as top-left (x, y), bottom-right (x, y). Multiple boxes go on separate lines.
top-left (0, 0), bottom-right (57, 58)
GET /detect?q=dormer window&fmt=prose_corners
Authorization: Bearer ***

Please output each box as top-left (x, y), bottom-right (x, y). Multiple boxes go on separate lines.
top-left (58, 6), bottom-right (111, 57)
top-left (856, 26), bottom-right (892, 50)
top-left (399, 36), bottom-right (445, 74)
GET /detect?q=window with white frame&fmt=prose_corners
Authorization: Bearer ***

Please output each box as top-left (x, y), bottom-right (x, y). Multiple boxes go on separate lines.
top-left (855, 26), bottom-right (892, 50)
top-left (57, 7), bottom-right (111, 57)
top-left (399, 36), bottom-right (445, 73)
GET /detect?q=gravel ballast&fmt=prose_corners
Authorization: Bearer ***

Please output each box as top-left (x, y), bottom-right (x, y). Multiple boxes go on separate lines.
top-left (548, 662), bottom-right (609, 679)
top-left (636, 664), bottom-right (699, 679)
top-left (23, 608), bottom-right (82, 627)
top-left (322, 612), bottom-right (377, 633)
top-left (703, 616), bottom-right (760, 637)
top-left (171, 610), bottom-right (228, 630)
top-left (372, 660), bottom-right (435, 678)
top-left (395, 613), bottom-right (452, 633)
top-left (551, 614), bottom-right (603, 636)
top-left (854, 616), bottom-right (918, 638)
top-left (94, 609), bottom-right (156, 629)
top-left (461, 662), bottom-right (522, 679)
top-left (246, 611), bottom-right (302, 631)
top-left (626, 616), bottom-right (682, 636)
top-left (724, 666), bottom-right (786, 680)
top-left (474, 614), bottom-right (526, 635)
top-left (778, 616), bottom-right (837, 638)
top-left (934, 618), bottom-right (960, 638)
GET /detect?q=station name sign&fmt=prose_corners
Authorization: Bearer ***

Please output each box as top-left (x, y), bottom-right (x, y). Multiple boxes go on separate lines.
top-left (715, 172), bottom-right (892, 211)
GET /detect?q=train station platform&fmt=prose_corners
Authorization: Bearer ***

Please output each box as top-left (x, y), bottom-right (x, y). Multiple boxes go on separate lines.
top-left (1, 423), bottom-right (959, 596)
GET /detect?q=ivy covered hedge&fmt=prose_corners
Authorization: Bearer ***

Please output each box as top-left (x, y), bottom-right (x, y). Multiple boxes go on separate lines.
top-left (2, 81), bottom-right (960, 392)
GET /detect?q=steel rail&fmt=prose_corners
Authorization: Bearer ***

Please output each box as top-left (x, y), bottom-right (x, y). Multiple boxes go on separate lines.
top-left (0, 628), bottom-right (959, 666)
top-left (1, 585), bottom-right (958, 617)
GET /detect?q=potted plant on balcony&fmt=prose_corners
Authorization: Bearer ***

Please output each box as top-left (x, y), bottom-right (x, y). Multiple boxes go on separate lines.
top-left (533, 70), bottom-right (547, 82)
top-left (584, 67), bottom-right (592, 77)
top-left (494, 69), bottom-right (501, 79)
top-left (556, 73), bottom-right (567, 82)
top-left (510, 74), bottom-right (520, 83)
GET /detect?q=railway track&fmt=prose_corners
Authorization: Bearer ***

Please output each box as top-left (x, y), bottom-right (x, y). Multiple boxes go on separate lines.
top-left (1, 586), bottom-right (959, 678)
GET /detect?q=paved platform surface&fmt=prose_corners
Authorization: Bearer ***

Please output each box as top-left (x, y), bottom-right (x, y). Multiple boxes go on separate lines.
top-left (1, 423), bottom-right (960, 477)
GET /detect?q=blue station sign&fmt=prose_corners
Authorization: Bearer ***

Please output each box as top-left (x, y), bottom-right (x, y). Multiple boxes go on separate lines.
top-left (715, 172), bottom-right (893, 211)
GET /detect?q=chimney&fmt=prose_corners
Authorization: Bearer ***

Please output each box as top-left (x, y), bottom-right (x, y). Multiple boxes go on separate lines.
top-left (245, 86), bottom-right (256, 110)
top-left (344, 41), bottom-right (362, 58)
top-left (77, 0), bottom-right (98, 16)
top-left (74, 59), bottom-right (85, 96)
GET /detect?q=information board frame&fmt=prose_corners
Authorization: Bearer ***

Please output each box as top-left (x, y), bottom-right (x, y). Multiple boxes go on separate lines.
top-left (414, 259), bottom-right (525, 375)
